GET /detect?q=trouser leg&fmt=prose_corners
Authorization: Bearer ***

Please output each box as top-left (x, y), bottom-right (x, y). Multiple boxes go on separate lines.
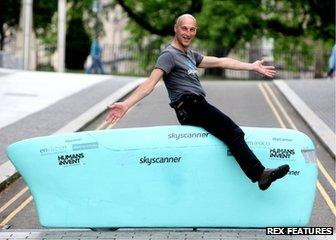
top-left (175, 98), bottom-right (264, 182)
top-left (97, 59), bottom-right (105, 74)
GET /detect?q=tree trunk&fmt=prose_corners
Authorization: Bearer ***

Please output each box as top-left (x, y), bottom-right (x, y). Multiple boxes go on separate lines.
top-left (0, 25), bottom-right (4, 67)
top-left (0, 25), bottom-right (4, 50)
top-left (314, 40), bottom-right (325, 78)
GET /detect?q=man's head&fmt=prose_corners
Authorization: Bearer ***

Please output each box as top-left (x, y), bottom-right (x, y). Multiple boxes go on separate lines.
top-left (174, 14), bottom-right (197, 49)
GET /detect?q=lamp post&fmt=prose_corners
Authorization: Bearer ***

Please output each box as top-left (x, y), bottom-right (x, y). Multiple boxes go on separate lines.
top-left (57, 0), bottom-right (66, 72)
top-left (22, 0), bottom-right (32, 70)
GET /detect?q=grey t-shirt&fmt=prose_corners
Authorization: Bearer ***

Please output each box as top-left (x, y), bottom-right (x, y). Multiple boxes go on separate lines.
top-left (155, 44), bottom-right (206, 102)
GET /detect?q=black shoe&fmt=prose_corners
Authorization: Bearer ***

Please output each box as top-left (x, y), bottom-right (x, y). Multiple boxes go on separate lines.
top-left (258, 164), bottom-right (290, 191)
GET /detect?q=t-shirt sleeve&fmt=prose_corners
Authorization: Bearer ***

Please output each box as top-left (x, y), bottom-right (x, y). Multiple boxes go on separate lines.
top-left (155, 51), bottom-right (175, 75)
top-left (193, 51), bottom-right (204, 67)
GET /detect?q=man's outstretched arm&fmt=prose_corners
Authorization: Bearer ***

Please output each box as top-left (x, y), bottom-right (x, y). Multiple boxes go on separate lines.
top-left (198, 56), bottom-right (276, 78)
top-left (106, 68), bottom-right (164, 124)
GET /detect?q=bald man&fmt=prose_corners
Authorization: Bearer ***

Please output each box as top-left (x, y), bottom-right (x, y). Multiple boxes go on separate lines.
top-left (106, 14), bottom-right (289, 190)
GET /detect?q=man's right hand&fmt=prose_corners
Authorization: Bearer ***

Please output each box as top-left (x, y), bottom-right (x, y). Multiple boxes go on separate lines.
top-left (105, 69), bottom-right (164, 125)
top-left (106, 102), bottom-right (129, 124)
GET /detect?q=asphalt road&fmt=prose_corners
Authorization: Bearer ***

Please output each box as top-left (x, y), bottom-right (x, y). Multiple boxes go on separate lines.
top-left (0, 80), bottom-right (334, 231)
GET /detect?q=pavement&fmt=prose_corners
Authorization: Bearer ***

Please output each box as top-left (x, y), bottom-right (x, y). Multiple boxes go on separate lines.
top-left (0, 228), bottom-right (334, 240)
top-left (0, 69), bottom-right (334, 238)
top-left (274, 79), bottom-right (335, 157)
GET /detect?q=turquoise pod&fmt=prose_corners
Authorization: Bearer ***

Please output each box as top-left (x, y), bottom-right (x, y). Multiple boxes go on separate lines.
top-left (6, 126), bottom-right (317, 228)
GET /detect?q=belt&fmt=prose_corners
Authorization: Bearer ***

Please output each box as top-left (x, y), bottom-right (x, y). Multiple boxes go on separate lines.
top-left (169, 94), bottom-right (204, 109)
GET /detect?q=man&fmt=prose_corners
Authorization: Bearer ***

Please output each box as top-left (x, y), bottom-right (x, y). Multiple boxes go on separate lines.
top-left (86, 38), bottom-right (105, 74)
top-left (106, 14), bottom-right (289, 190)
top-left (328, 45), bottom-right (335, 79)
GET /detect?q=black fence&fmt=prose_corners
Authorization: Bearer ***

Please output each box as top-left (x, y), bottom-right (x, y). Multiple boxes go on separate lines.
top-left (3, 43), bottom-right (331, 80)
top-left (100, 44), bottom-right (330, 79)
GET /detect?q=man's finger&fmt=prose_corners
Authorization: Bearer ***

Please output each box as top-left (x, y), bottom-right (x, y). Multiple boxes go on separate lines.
top-left (107, 104), bottom-right (116, 109)
top-left (106, 116), bottom-right (115, 124)
top-left (263, 65), bottom-right (275, 69)
top-left (110, 116), bottom-right (119, 125)
top-left (265, 68), bottom-right (276, 73)
top-left (106, 111), bottom-right (115, 122)
top-left (105, 114), bottom-right (112, 123)
top-left (266, 70), bottom-right (276, 75)
top-left (266, 71), bottom-right (276, 77)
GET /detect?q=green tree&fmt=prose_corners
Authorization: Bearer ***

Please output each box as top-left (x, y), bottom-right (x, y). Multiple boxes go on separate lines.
top-left (65, 1), bottom-right (93, 70)
top-left (0, 0), bottom-right (111, 71)
top-left (35, 0), bottom-right (106, 70)
top-left (0, 0), bottom-right (21, 50)
top-left (0, 1), bottom-right (58, 50)
top-left (116, 0), bottom-right (202, 36)
top-left (115, 0), bottom-right (334, 76)
top-left (117, 0), bottom-right (334, 47)
top-left (33, 1), bottom-right (58, 37)
top-left (65, 17), bottom-right (91, 69)
top-left (35, 0), bottom-right (111, 70)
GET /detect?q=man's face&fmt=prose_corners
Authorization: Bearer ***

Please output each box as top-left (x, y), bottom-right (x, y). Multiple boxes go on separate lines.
top-left (174, 17), bottom-right (197, 48)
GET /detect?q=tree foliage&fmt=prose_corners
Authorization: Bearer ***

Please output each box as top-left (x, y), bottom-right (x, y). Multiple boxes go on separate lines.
top-left (1, 0), bottom-right (333, 73)
top-left (115, 0), bottom-right (334, 77)
top-left (117, 0), bottom-right (335, 51)
top-left (65, 17), bottom-right (91, 69)
top-left (0, 0), bottom-right (112, 70)
top-left (0, 0), bottom-right (21, 50)
top-left (33, 1), bottom-right (58, 37)
top-left (65, 1), bottom-right (94, 69)
top-left (116, 0), bottom-right (202, 36)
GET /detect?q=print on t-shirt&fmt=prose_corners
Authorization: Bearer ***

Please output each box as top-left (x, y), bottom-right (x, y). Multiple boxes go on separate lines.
top-left (186, 59), bottom-right (198, 76)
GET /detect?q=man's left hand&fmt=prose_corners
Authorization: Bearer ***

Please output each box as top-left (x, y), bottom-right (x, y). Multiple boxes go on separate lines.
top-left (252, 60), bottom-right (276, 78)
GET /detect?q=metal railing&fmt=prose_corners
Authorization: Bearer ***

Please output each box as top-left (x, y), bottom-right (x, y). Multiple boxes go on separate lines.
top-left (101, 44), bottom-right (330, 79)
top-left (0, 51), bottom-right (23, 69)
top-left (1, 42), bottom-right (330, 80)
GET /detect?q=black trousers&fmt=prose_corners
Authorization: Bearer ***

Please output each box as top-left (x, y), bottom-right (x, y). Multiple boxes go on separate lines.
top-left (171, 94), bottom-right (265, 182)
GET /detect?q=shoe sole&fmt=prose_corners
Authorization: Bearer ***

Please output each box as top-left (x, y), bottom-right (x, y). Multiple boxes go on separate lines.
top-left (259, 165), bottom-right (290, 191)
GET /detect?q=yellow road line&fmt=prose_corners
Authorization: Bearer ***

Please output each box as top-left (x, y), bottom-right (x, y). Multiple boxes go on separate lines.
top-left (0, 196), bottom-right (33, 227)
top-left (106, 123), bottom-right (116, 129)
top-left (258, 84), bottom-right (286, 128)
top-left (0, 187), bottom-right (28, 214)
top-left (263, 84), bottom-right (297, 129)
top-left (263, 83), bottom-right (336, 191)
top-left (259, 82), bottom-right (336, 216)
top-left (316, 182), bottom-right (336, 216)
top-left (96, 121), bottom-right (109, 130)
top-left (316, 160), bottom-right (336, 190)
